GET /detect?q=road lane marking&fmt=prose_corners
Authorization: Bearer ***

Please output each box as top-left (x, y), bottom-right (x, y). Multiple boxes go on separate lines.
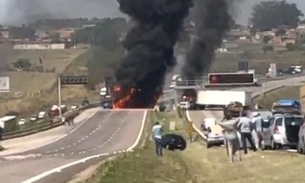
top-left (127, 110), bottom-right (148, 152)
top-left (22, 110), bottom-right (148, 183)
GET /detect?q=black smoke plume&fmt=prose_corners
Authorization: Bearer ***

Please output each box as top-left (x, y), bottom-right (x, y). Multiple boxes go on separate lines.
top-left (182, 0), bottom-right (231, 80)
top-left (114, 0), bottom-right (192, 108)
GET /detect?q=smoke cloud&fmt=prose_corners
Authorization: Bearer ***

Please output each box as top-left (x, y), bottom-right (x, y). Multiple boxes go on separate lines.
top-left (0, 0), bottom-right (122, 25)
top-left (114, 0), bottom-right (192, 108)
top-left (182, 0), bottom-right (231, 80)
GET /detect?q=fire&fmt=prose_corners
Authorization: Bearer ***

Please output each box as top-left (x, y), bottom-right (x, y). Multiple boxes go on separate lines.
top-left (113, 86), bottom-right (137, 108)
top-left (112, 85), bottom-right (162, 109)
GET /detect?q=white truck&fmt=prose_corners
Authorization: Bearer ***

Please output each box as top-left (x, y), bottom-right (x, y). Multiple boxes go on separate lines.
top-left (196, 90), bottom-right (253, 109)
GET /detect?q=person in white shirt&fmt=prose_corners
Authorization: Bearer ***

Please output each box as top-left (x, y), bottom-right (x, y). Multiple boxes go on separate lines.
top-left (251, 112), bottom-right (263, 149)
top-left (152, 122), bottom-right (163, 157)
top-left (238, 112), bottom-right (257, 154)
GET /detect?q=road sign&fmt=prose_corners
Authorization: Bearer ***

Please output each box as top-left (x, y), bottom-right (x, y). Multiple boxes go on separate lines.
top-left (60, 76), bottom-right (88, 85)
top-left (0, 77), bottom-right (9, 93)
top-left (208, 73), bottom-right (254, 85)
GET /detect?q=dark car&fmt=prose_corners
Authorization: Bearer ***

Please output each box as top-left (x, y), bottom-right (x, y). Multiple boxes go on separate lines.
top-left (101, 101), bottom-right (113, 109)
top-left (278, 66), bottom-right (302, 76)
top-left (161, 134), bottom-right (187, 151)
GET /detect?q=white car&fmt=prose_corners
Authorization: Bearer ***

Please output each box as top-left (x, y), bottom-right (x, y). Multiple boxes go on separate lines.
top-left (30, 115), bottom-right (38, 122)
top-left (38, 111), bottom-right (46, 119)
top-left (18, 119), bottom-right (26, 126)
top-left (261, 114), bottom-right (302, 150)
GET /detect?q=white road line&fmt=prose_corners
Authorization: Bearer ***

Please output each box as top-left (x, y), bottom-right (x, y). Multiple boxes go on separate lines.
top-left (21, 153), bottom-right (110, 183)
top-left (127, 110), bottom-right (148, 152)
top-left (9, 110), bottom-right (99, 155)
top-left (22, 110), bottom-right (148, 183)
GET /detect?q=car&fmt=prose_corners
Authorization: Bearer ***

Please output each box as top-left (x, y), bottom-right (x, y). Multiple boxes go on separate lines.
top-left (278, 66), bottom-right (302, 76)
top-left (30, 115), bottom-right (38, 122)
top-left (38, 111), bottom-right (46, 119)
top-left (201, 118), bottom-right (224, 148)
top-left (18, 118), bottom-right (27, 126)
top-left (101, 101), bottom-right (113, 109)
top-left (261, 113), bottom-right (303, 150)
top-left (161, 134), bottom-right (187, 151)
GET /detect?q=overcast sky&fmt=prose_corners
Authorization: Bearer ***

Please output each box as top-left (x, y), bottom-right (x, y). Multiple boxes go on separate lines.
top-left (0, 0), bottom-right (304, 25)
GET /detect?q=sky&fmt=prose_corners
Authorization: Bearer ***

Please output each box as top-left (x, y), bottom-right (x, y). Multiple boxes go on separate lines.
top-left (0, 0), bottom-right (304, 26)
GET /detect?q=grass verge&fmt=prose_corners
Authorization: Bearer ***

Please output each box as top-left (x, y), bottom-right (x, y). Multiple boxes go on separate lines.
top-left (253, 86), bottom-right (299, 109)
top-left (83, 110), bottom-right (194, 183)
top-left (82, 109), bottom-right (305, 183)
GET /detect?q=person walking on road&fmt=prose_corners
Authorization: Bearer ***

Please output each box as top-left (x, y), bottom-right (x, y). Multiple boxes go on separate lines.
top-left (152, 122), bottom-right (163, 157)
top-left (218, 111), bottom-right (241, 163)
top-left (238, 112), bottom-right (257, 154)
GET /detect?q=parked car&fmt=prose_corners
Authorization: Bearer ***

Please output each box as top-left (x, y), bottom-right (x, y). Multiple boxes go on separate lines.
top-left (161, 134), bottom-right (187, 151)
top-left (38, 111), bottom-right (46, 119)
top-left (18, 118), bottom-right (27, 126)
top-left (261, 113), bottom-right (302, 150)
top-left (30, 115), bottom-right (38, 122)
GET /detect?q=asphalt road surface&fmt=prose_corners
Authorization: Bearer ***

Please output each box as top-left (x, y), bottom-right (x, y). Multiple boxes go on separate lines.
top-left (1, 109), bottom-right (146, 183)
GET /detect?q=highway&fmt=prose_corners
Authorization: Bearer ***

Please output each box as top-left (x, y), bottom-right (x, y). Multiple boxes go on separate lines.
top-left (190, 75), bottom-right (305, 130)
top-left (1, 109), bottom-right (147, 183)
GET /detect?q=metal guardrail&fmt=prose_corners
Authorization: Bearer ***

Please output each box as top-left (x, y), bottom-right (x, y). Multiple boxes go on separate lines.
top-left (4, 75), bottom-right (304, 140)
top-left (2, 102), bottom-right (100, 140)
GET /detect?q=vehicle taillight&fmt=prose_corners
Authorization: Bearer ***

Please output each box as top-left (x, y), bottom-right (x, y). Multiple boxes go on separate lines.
top-left (274, 126), bottom-right (280, 134)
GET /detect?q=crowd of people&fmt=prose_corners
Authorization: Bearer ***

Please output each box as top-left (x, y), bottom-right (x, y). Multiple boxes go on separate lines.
top-left (217, 110), bottom-right (263, 163)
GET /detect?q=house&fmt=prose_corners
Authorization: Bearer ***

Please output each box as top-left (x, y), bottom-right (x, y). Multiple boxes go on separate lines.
top-left (56, 28), bottom-right (75, 40)
top-left (226, 30), bottom-right (251, 41)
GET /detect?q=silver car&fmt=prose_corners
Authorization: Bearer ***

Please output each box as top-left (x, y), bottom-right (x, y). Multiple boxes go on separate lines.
top-left (261, 114), bottom-right (302, 150)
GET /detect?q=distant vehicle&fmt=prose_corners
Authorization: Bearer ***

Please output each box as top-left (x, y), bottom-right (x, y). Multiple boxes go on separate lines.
top-left (161, 134), bottom-right (187, 151)
top-left (18, 119), bottom-right (27, 126)
top-left (100, 87), bottom-right (107, 96)
top-left (30, 115), bottom-right (38, 122)
top-left (201, 118), bottom-right (224, 148)
top-left (278, 66), bottom-right (302, 76)
top-left (196, 90), bottom-right (253, 111)
top-left (261, 113), bottom-right (302, 150)
top-left (38, 111), bottom-right (46, 119)
top-left (271, 99), bottom-right (301, 115)
top-left (101, 101), bottom-right (113, 109)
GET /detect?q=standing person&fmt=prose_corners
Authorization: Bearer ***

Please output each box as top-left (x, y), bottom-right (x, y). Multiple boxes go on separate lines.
top-left (238, 111), bottom-right (257, 154)
top-left (218, 111), bottom-right (241, 163)
top-left (0, 120), bottom-right (4, 149)
top-left (152, 122), bottom-right (163, 157)
top-left (251, 112), bottom-right (263, 149)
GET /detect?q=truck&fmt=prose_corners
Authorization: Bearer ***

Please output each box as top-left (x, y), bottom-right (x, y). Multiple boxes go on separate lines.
top-left (196, 90), bottom-right (253, 116)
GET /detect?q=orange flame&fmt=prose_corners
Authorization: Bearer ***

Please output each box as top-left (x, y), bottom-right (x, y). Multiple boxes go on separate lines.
top-left (113, 87), bottom-right (137, 108)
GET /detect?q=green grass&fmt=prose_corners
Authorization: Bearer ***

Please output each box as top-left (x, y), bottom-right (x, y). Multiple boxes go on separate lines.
top-left (83, 108), bottom-right (305, 183)
top-left (253, 86), bottom-right (299, 109)
top-left (83, 111), bottom-right (192, 183)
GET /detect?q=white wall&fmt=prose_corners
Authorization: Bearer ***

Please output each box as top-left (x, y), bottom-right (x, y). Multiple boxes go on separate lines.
top-left (13, 43), bottom-right (65, 50)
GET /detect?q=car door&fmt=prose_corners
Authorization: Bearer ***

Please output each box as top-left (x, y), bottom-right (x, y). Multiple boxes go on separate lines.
top-left (262, 117), bottom-right (274, 145)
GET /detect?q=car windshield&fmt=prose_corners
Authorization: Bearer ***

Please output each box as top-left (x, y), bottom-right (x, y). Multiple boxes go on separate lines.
top-left (285, 117), bottom-right (303, 126)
